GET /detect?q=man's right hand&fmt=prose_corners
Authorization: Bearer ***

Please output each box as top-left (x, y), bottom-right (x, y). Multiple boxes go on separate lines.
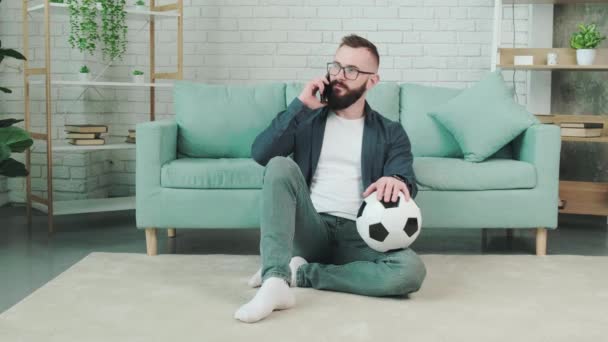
top-left (297, 76), bottom-right (330, 110)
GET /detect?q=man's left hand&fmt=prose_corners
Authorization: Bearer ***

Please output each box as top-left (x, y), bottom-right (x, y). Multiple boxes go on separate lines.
top-left (362, 176), bottom-right (411, 203)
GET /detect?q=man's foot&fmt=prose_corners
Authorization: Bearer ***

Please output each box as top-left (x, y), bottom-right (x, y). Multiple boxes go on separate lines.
top-left (247, 256), bottom-right (308, 288)
top-left (234, 277), bottom-right (295, 323)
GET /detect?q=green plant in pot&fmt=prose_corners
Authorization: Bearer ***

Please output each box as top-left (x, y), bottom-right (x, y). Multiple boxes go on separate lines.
top-left (0, 30), bottom-right (32, 177)
top-left (135, 0), bottom-right (145, 11)
top-left (570, 23), bottom-right (606, 66)
top-left (132, 69), bottom-right (144, 83)
top-left (79, 65), bottom-right (91, 81)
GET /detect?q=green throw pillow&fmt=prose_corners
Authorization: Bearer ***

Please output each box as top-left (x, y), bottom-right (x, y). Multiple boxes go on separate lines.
top-left (427, 70), bottom-right (539, 162)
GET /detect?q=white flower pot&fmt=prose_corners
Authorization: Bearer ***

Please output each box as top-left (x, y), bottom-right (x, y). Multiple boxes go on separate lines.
top-left (135, 5), bottom-right (146, 11)
top-left (576, 49), bottom-right (596, 66)
top-left (78, 73), bottom-right (91, 82)
top-left (132, 75), bottom-right (145, 83)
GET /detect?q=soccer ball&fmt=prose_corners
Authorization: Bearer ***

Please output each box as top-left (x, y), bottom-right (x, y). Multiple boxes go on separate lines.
top-left (355, 191), bottom-right (422, 252)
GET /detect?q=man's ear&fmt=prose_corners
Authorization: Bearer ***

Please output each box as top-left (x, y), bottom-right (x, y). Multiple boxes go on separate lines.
top-left (367, 73), bottom-right (380, 90)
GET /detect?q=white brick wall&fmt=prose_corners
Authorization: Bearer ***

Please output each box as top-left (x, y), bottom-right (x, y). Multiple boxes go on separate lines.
top-left (0, 0), bottom-right (530, 205)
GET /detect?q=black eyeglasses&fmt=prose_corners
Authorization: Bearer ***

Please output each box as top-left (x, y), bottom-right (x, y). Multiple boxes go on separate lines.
top-left (327, 62), bottom-right (375, 80)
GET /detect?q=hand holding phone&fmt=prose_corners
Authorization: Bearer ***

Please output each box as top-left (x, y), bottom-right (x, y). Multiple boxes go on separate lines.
top-left (297, 74), bottom-right (331, 110)
top-left (320, 72), bottom-right (331, 104)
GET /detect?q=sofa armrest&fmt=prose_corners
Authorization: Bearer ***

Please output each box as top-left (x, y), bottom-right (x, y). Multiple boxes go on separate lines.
top-left (512, 124), bottom-right (561, 189)
top-left (136, 119), bottom-right (178, 190)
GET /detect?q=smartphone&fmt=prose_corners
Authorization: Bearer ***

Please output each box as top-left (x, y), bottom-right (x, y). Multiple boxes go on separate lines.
top-left (320, 72), bottom-right (331, 104)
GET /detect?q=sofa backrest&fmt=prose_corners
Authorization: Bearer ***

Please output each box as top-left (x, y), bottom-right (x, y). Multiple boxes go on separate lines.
top-left (174, 81), bottom-right (286, 158)
top-left (285, 82), bottom-right (401, 122)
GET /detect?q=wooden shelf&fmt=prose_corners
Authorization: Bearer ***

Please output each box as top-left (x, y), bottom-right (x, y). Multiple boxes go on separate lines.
top-left (35, 196), bottom-right (136, 216)
top-left (52, 142), bottom-right (136, 152)
top-left (558, 181), bottom-right (608, 216)
top-left (535, 114), bottom-right (608, 143)
top-left (27, 3), bottom-right (180, 17)
top-left (498, 48), bottom-right (608, 70)
top-left (29, 80), bottom-right (174, 88)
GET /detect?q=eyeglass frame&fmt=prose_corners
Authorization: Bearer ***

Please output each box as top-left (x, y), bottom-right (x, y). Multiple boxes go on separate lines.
top-left (326, 61), bottom-right (376, 80)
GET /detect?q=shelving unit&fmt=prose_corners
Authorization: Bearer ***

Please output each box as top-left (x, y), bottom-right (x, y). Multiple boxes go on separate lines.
top-left (492, 0), bottom-right (608, 217)
top-left (22, 0), bottom-right (184, 232)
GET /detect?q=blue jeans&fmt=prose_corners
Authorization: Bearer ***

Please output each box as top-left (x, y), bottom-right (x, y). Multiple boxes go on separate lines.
top-left (260, 156), bottom-right (426, 297)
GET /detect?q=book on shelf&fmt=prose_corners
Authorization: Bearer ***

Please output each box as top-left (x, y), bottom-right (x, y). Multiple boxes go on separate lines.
top-left (67, 138), bottom-right (106, 146)
top-left (65, 124), bottom-right (108, 134)
top-left (125, 137), bottom-right (136, 144)
top-left (128, 130), bottom-right (136, 139)
top-left (65, 132), bottom-right (101, 139)
top-left (560, 127), bottom-right (603, 138)
top-left (560, 122), bottom-right (604, 129)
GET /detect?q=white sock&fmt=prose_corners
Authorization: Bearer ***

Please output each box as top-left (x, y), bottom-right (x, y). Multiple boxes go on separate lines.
top-left (247, 256), bottom-right (308, 288)
top-left (234, 277), bottom-right (295, 323)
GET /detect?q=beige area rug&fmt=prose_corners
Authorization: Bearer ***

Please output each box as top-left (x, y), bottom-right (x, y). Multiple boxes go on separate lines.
top-left (1, 252), bottom-right (607, 342)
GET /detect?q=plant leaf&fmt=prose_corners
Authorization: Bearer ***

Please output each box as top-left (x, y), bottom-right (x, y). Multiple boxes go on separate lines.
top-left (0, 126), bottom-right (33, 153)
top-left (0, 158), bottom-right (29, 177)
top-left (0, 119), bottom-right (24, 128)
top-left (0, 87), bottom-right (12, 94)
top-left (0, 48), bottom-right (26, 61)
top-left (0, 143), bottom-right (10, 161)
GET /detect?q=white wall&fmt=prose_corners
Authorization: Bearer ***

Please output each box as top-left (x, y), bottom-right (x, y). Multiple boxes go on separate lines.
top-left (0, 0), bottom-right (530, 204)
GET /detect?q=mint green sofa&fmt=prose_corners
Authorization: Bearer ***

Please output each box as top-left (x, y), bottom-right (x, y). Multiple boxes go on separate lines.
top-left (136, 81), bottom-right (561, 256)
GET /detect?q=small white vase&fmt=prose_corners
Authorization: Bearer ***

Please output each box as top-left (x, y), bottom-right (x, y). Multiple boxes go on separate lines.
top-left (576, 49), bottom-right (596, 66)
top-left (135, 5), bottom-right (146, 11)
top-left (132, 75), bottom-right (145, 83)
top-left (78, 73), bottom-right (91, 82)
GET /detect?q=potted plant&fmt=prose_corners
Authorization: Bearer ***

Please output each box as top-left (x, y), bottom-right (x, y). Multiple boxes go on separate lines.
top-left (0, 33), bottom-right (33, 177)
top-left (0, 119), bottom-right (33, 177)
top-left (79, 65), bottom-right (91, 81)
top-left (132, 70), bottom-right (144, 83)
top-left (68, 0), bottom-right (99, 56)
top-left (67, 0), bottom-right (127, 61)
top-left (135, 0), bottom-right (145, 11)
top-left (570, 23), bottom-right (606, 66)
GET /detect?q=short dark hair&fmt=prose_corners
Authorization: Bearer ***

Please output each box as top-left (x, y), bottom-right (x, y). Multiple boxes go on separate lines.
top-left (339, 34), bottom-right (380, 68)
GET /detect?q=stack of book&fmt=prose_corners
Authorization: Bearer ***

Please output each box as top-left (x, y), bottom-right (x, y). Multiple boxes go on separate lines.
top-left (65, 124), bottom-right (108, 145)
top-left (560, 122), bottom-right (604, 138)
top-left (126, 129), bottom-right (136, 144)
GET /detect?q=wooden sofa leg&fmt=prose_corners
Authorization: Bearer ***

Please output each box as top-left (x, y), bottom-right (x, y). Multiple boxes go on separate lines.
top-left (168, 228), bottom-right (176, 238)
top-left (536, 227), bottom-right (547, 256)
top-left (146, 228), bottom-right (158, 256)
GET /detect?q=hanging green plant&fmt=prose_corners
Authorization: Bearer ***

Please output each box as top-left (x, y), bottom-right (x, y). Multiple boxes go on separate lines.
top-left (67, 0), bottom-right (99, 56)
top-left (100, 0), bottom-right (128, 61)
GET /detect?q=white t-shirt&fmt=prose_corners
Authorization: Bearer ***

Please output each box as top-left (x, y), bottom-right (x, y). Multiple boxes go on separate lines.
top-left (309, 111), bottom-right (365, 221)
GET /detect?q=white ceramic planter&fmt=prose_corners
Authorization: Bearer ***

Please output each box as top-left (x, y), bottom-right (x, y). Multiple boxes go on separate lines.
top-left (78, 73), bottom-right (91, 82)
top-left (132, 74), bottom-right (145, 83)
top-left (576, 49), bottom-right (596, 66)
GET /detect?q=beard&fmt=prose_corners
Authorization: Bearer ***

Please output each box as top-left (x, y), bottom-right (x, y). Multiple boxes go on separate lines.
top-left (326, 80), bottom-right (367, 111)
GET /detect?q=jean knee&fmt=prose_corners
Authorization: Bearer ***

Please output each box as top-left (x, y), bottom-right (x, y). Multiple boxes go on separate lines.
top-left (263, 156), bottom-right (300, 183)
top-left (387, 249), bottom-right (427, 295)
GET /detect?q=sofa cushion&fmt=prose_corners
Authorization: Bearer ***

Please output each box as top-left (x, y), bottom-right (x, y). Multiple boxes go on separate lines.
top-left (161, 158), bottom-right (264, 189)
top-left (427, 70), bottom-right (540, 162)
top-left (413, 157), bottom-right (536, 191)
top-left (174, 81), bottom-right (286, 158)
top-left (285, 82), bottom-right (400, 122)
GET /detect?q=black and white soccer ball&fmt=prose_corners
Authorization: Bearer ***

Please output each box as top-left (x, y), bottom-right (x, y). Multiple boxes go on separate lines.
top-left (355, 191), bottom-right (422, 252)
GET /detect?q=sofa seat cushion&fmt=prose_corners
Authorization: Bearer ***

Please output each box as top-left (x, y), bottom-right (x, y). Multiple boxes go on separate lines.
top-left (161, 158), bottom-right (264, 189)
top-left (414, 157), bottom-right (536, 191)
